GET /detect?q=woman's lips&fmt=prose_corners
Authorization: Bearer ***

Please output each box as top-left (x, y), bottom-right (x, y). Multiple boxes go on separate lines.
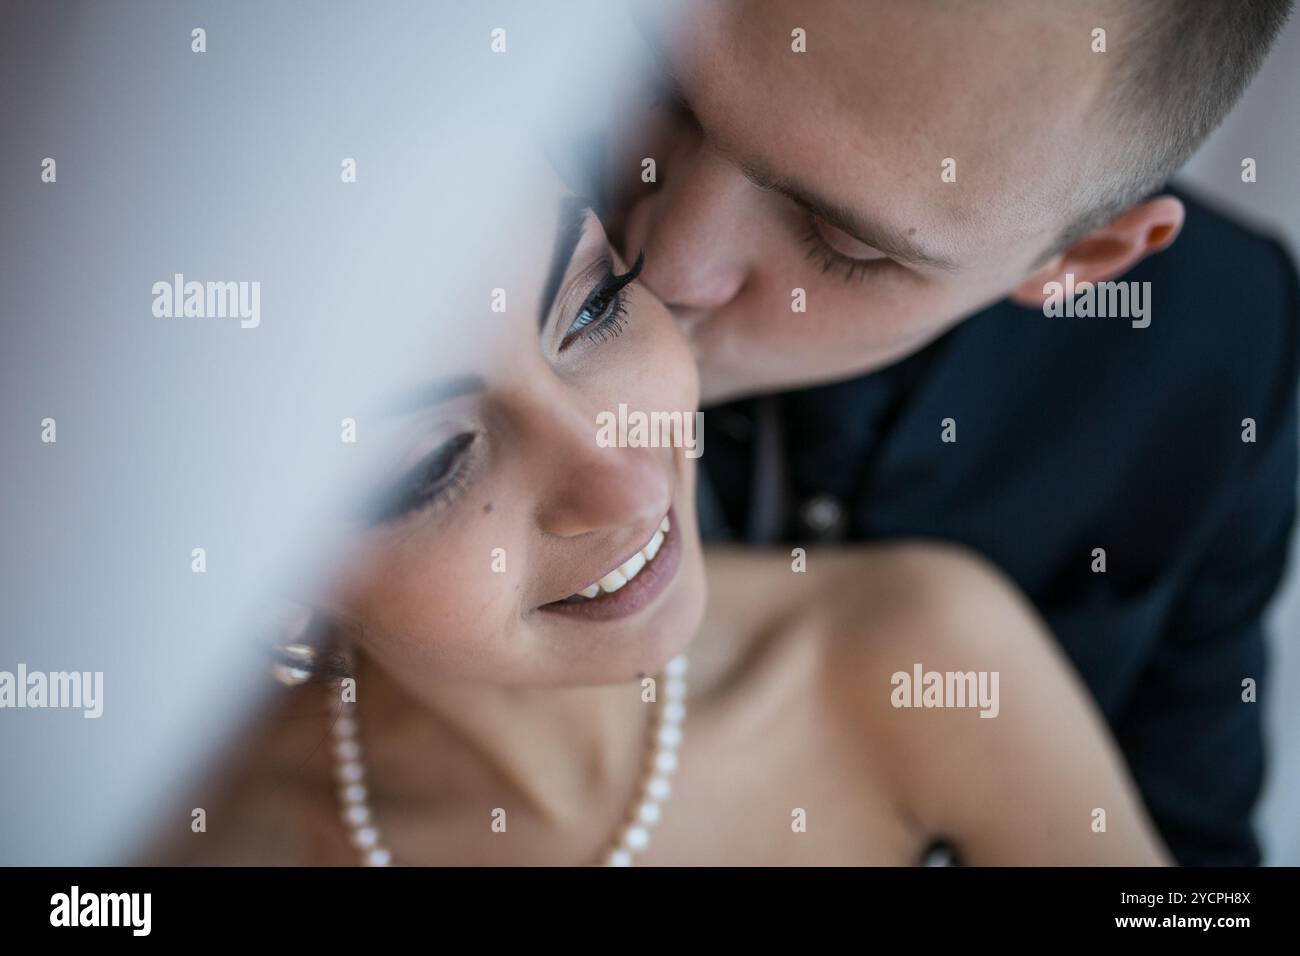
top-left (539, 508), bottom-right (683, 623)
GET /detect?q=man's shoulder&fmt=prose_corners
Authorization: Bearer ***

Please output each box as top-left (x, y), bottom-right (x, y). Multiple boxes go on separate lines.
top-left (962, 187), bottom-right (1299, 405)
top-left (1157, 185), bottom-right (1299, 329)
top-left (1168, 185), bottom-right (1294, 264)
top-left (1135, 188), bottom-right (1295, 406)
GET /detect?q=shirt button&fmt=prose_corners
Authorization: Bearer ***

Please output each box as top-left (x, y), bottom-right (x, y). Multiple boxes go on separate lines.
top-left (799, 494), bottom-right (846, 540)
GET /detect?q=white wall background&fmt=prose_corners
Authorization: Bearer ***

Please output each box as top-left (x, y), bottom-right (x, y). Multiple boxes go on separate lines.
top-left (1178, 12), bottom-right (1300, 865)
top-left (0, 0), bottom-right (646, 867)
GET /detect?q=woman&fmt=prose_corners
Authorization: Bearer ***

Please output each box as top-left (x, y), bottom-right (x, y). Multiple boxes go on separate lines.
top-left (153, 159), bottom-right (1169, 867)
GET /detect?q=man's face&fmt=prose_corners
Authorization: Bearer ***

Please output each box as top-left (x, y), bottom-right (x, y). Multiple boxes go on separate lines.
top-left (618, 0), bottom-right (1114, 403)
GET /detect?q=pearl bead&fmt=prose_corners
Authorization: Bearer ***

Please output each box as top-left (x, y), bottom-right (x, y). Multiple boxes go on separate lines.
top-left (340, 783), bottom-right (367, 804)
top-left (664, 701), bottom-right (686, 724)
top-left (624, 826), bottom-right (650, 850)
top-left (608, 849), bottom-right (633, 867)
top-left (333, 716), bottom-right (357, 739)
top-left (665, 678), bottom-right (687, 700)
top-left (647, 776), bottom-right (671, 801)
top-left (666, 656), bottom-right (688, 677)
top-left (334, 738), bottom-right (361, 761)
top-left (654, 750), bottom-right (678, 774)
top-left (367, 847), bottom-right (392, 866)
top-left (336, 760), bottom-right (364, 783)
top-left (344, 804), bottom-right (370, 826)
top-left (638, 801), bottom-right (661, 825)
top-left (351, 826), bottom-right (379, 849)
top-left (657, 724), bottom-right (682, 749)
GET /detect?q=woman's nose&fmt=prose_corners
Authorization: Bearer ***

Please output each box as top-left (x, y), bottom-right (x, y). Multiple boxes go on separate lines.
top-left (622, 144), bottom-right (752, 315)
top-left (532, 402), bottom-right (674, 539)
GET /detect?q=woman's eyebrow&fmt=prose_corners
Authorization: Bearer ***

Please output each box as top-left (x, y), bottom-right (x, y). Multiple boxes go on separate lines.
top-left (378, 199), bottom-right (592, 419)
top-left (538, 195), bottom-right (593, 330)
top-left (381, 373), bottom-right (487, 416)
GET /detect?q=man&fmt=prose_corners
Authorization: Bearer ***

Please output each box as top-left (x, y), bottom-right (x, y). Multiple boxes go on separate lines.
top-left (614, 0), bottom-right (1298, 864)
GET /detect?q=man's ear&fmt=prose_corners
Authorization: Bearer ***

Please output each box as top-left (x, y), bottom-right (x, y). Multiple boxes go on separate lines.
top-left (1008, 195), bottom-right (1185, 307)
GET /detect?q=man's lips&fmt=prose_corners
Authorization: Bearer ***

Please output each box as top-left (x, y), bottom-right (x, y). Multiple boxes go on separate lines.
top-left (539, 509), bottom-right (683, 622)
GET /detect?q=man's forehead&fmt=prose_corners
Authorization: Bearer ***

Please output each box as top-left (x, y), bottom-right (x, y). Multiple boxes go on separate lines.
top-left (656, 0), bottom-right (1111, 261)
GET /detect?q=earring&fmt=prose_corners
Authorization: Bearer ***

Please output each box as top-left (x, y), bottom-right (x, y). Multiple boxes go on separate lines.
top-left (270, 602), bottom-right (317, 686)
top-left (272, 642), bottom-right (318, 687)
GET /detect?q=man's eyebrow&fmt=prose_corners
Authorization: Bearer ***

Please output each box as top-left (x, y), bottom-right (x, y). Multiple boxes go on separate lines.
top-left (730, 155), bottom-right (960, 272)
top-left (381, 373), bottom-right (487, 416)
top-left (538, 194), bottom-right (592, 329)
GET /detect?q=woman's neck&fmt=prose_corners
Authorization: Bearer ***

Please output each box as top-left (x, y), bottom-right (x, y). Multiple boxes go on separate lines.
top-left (350, 651), bottom-right (649, 827)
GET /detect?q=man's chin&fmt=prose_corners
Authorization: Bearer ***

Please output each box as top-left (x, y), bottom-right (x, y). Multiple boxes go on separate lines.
top-left (696, 324), bottom-right (964, 405)
top-left (699, 363), bottom-right (873, 406)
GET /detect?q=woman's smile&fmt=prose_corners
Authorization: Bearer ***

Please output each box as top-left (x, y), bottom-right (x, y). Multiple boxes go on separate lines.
top-left (539, 508), bottom-right (683, 623)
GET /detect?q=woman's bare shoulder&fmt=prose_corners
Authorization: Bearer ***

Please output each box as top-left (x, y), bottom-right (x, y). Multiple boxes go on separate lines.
top-left (810, 540), bottom-right (1166, 864)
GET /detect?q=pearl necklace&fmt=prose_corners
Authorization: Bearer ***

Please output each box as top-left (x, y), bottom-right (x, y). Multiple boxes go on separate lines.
top-left (329, 654), bottom-right (689, 866)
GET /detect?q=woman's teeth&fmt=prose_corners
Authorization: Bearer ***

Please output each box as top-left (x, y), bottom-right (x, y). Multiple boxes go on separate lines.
top-left (574, 516), bottom-right (671, 600)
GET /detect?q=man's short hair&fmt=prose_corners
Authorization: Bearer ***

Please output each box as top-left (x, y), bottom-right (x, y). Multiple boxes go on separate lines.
top-left (1054, 0), bottom-right (1293, 255)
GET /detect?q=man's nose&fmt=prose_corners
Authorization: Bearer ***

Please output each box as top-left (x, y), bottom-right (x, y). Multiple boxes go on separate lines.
top-left (622, 145), bottom-right (753, 316)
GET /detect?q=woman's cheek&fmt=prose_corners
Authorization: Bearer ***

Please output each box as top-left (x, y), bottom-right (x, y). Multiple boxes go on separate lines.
top-left (346, 559), bottom-right (520, 671)
top-left (599, 289), bottom-right (700, 413)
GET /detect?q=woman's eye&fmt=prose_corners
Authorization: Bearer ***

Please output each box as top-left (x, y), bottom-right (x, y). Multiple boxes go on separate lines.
top-left (564, 290), bottom-right (620, 341)
top-left (560, 252), bottom-right (645, 351)
top-left (371, 431), bottom-right (477, 524)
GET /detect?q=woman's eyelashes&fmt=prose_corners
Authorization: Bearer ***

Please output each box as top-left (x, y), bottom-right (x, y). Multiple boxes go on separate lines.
top-left (799, 222), bottom-right (890, 285)
top-left (559, 251), bottom-right (645, 351)
top-left (371, 431), bottom-right (479, 524)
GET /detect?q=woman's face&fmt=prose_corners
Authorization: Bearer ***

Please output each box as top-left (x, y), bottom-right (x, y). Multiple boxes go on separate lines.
top-left (328, 172), bottom-right (706, 691)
